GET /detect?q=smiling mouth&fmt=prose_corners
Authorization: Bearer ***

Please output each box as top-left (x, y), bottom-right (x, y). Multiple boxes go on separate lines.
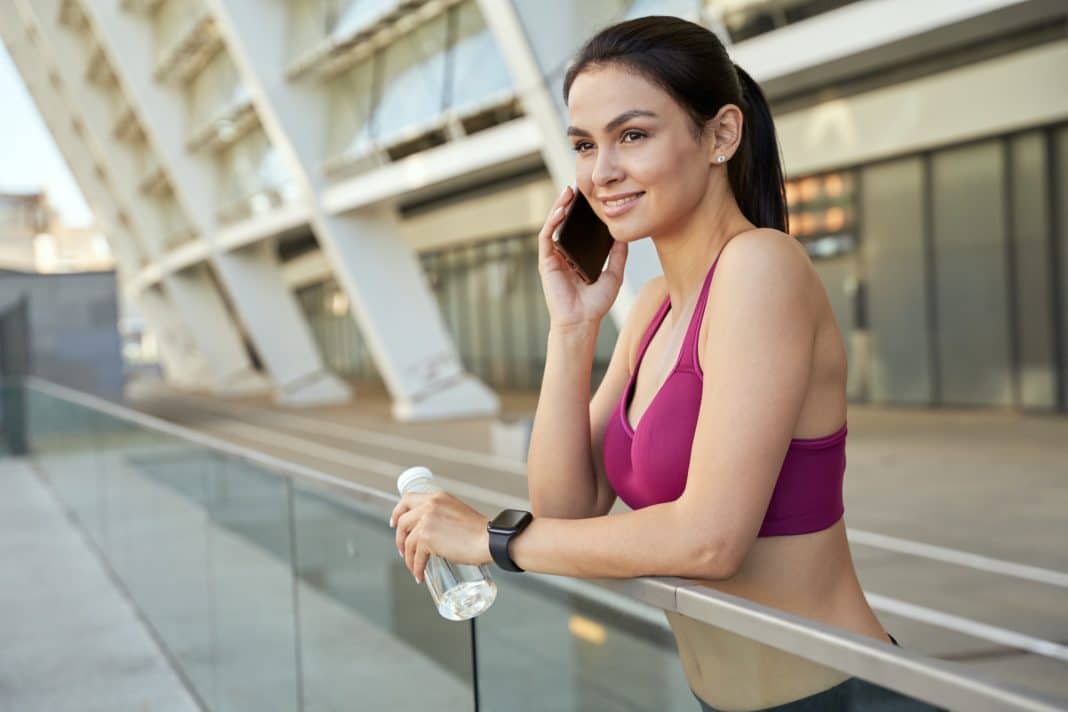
top-left (602, 192), bottom-right (645, 207)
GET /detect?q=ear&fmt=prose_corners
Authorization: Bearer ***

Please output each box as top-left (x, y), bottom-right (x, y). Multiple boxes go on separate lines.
top-left (704, 103), bottom-right (744, 165)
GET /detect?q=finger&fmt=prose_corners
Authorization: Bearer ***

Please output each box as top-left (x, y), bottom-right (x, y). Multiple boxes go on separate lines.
top-left (389, 501), bottom-right (409, 528)
top-left (395, 519), bottom-right (410, 557)
top-left (412, 541), bottom-right (431, 585)
top-left (603, 239), bottom-right (627, 282)
top-left (404, 522), bottom-right (421, 579)
top-left (395, 508), bottom-right (420, 555)
top-left (538, 185), bottom-right (574, 263)
top-left (391, 492), bottom-right (432, 527)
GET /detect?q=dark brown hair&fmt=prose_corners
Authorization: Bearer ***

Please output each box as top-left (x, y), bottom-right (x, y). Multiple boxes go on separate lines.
top-left (562, 15), bottom-right (789, 233)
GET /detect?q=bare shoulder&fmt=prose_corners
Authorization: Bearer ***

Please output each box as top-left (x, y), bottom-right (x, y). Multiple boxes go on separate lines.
top-left (720, 228), bottom-right (813, 275)
top-left (694, 229), bottom-right (820, 373)
top-left (714, 228), bottom-right (818, 311)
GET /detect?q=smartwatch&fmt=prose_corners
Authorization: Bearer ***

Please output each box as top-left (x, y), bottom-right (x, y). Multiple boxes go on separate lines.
top-left (487, 509), bottom-right (533, 572)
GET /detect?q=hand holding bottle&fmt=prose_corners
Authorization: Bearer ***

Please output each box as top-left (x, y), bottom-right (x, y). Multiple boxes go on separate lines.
top-left (392, 467), bottom-right (497, 620)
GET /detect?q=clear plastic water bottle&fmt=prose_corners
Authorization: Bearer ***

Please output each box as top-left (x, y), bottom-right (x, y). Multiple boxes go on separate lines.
top-left (396, 466), bottom-right (497, 620)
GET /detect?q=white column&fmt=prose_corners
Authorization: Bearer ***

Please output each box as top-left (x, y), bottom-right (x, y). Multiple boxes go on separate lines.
top-left (204, 0), bottom-right (499, 420)
top-left (0, 16), bottom-right (211, 389)
top-left (75, 0), bottom-right (349, 406)
top-left (13, 0), bottom-right (268, 396)
top-left (135, 287), bottom-right (209, 388)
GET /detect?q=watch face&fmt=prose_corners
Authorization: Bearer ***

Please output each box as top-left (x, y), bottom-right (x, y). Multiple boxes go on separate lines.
top-left (490, 509), bottom-right (531, 532)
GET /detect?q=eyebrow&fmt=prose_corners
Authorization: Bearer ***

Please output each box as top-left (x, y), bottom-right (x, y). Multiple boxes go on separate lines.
top-left (566, 109), bottom-right (658, 138)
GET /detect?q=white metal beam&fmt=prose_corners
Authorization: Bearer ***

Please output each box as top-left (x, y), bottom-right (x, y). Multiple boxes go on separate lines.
top-left (204, 0), bottom-right (499, 420)
top-left (76, 0), bottom-right (350, 407)
top-left (15, 0), bottom-right (268, 396)
top-left (0, 15), bottom-right (208, 387)
top-left (730, 0), bottom-right (1032, 83)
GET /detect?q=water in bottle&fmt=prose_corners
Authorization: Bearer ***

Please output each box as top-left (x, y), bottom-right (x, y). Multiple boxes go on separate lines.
top-left (396, 466), bottom-right (498, 620)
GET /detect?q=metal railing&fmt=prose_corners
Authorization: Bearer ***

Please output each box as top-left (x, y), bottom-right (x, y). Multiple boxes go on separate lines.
top-left (17, 377), bottom-right (1065, 711)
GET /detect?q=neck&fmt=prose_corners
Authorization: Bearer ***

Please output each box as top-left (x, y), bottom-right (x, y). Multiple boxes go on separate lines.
top-left (651, 180), bottom-right (755, 325)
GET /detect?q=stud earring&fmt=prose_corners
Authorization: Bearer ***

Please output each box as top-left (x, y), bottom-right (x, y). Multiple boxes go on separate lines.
top-left (716, 155), bottom-right (726, 164)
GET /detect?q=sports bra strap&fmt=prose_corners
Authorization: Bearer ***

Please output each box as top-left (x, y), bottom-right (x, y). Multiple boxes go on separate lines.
top-left (634, 296), bottom-right (671, 368)
top-left (678, 253), bottom-right (723, 372)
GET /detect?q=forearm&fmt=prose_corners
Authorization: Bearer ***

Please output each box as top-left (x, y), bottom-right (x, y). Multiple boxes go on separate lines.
top-left (526, 322), bottom-right (601, 518)
top-left (507, 501), bottom-right (723, 580)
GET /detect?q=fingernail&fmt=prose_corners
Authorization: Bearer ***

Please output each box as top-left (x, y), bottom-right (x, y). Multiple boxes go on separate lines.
top-left (560, 185), bottom-right (570, 197)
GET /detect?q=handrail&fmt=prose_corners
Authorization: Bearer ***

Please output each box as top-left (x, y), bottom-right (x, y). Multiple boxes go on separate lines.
top-left (27, 377), bottom-right (397, 511)
top-left (21, 377), bottom-right (1065, 711)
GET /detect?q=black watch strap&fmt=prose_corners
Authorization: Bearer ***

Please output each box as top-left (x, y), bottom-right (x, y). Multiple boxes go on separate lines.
top-left (488, 529), bottom-right (524, 572)
top-left (487, 509), bottom-right (532, 572)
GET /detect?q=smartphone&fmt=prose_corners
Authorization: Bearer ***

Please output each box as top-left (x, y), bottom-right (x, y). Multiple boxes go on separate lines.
top-left (553, 187), bottom-right (615, 284)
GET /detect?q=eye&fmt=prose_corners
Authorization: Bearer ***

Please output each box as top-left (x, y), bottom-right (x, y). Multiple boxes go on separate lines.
top-left (572, 129), bottom-right (647, 154)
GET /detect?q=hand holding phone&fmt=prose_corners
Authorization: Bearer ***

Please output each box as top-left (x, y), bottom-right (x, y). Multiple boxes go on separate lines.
top-left (552, 187), bottom-right (616, 285)
top-left (536, 185), bottom-right (627, 329)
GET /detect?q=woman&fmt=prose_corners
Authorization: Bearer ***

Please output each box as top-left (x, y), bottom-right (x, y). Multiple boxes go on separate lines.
top-left (391, 15), bottom-right (933, 711)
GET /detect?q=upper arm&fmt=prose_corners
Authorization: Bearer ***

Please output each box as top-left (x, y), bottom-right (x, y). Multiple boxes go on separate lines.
top-left (587, 276), bottom-right (668, 517)
top-left (678, 231), bottom-right (819, 575)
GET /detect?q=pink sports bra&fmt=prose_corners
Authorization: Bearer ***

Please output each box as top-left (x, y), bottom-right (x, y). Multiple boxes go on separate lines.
top-left (601, 252), bottom-right (847, 537)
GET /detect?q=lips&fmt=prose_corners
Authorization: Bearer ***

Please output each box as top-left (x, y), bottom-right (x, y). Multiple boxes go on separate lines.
top-left (601, 191), bottom-right (644, 218)
top-left (601, 191), bottom-right (644, 207)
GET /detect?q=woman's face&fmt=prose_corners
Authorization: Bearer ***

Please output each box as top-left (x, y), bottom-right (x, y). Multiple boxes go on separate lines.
top-left (566, 63), bottom-right (715, 242)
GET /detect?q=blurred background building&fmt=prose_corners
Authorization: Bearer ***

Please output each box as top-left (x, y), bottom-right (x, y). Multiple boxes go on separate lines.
top-left (0, 188), bottom-right (125, 399)
top-left (0, 191), bottom-right (51, 272)
top-left (0, 0), bottom-right (1065, 419)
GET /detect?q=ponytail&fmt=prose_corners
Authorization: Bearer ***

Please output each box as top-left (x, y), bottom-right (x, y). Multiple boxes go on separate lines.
top-left (729, 63), bottom-right (789, 233)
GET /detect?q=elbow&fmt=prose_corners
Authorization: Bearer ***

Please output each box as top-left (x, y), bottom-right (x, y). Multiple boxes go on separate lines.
top-left (689, 536), bottom-right (745, 580)
top-left (673, 503), bottom-right (746, 579)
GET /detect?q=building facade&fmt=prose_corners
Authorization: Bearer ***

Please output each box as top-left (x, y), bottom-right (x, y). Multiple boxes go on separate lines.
top-left (0, 192), bottom-right (51, 273)
top-left (2, 0), bottom-right (1065, 418)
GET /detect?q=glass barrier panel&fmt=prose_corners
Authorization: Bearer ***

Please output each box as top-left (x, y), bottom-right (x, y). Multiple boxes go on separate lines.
top-left (26, 385), bottom-right (1061, 711)
top-left (292, 483), bottom-right (476, 710)
top-left (106, 424), bottom-right (220, 707)
top-left (27, 391), bottom-right (105, 545)
top-left (204, 459), bottom-right (300, 711)
top-left (25, 387), bottom-right (476, 711)
top-left (475, 574), bottom-right (696, 710)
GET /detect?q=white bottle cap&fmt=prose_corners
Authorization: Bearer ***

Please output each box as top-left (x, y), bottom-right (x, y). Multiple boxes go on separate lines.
top-left (397, 466), bottom-right (435, 494)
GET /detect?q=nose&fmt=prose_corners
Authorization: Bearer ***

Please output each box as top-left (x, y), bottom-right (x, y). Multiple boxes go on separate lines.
top-left (591, 146), bottom-right (623, 188)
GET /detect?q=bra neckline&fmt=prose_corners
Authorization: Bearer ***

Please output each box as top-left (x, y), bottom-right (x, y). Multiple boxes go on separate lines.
top-left (622, 298), bottom-right (683, 435)
top-left (623, 252), bottom-right (723, 434)
top-left (618, 256), bottom-right (849, 445)
top-left (621, 357), bottom-right (849, 446)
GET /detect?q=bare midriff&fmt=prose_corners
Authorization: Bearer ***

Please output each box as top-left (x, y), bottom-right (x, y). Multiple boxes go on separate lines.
top-left (666, 518), bottom-right (890, 710)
